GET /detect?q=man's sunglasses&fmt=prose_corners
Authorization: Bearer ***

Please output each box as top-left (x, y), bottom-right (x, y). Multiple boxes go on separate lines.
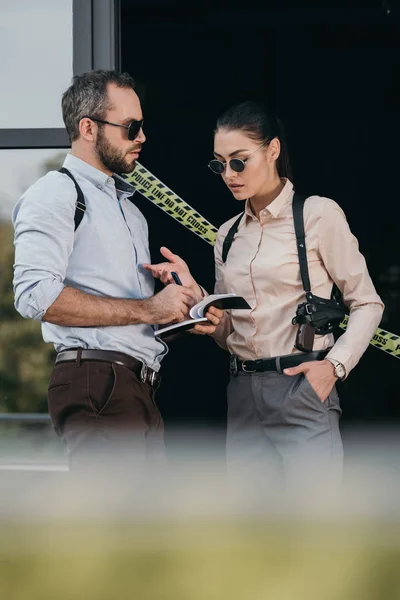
top-left (83, 116), bottom-right (144, 141)
top-left (208, 141), bottom-right (269, 175)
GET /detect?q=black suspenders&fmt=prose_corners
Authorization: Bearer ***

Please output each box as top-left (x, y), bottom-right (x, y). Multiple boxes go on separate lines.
top-left (58, 167), bottom-right (86, 231)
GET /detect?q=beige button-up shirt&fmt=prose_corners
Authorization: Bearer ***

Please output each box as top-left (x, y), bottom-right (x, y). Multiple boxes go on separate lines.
top-left (212, 179), bottom-right (384, 375)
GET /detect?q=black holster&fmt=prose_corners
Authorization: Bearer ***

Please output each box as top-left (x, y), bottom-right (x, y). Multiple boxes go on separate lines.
top-left (292, 293), bottom-right (346, 352)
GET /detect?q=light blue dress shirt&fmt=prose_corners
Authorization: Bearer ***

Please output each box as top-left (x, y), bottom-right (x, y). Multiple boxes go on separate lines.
top-left (12, 154), bottom-right (167, 371)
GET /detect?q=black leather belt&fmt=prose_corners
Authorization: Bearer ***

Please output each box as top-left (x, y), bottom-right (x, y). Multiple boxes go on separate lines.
top-left (55, 349), bottom-right (161, 389)
top-left (229, 349), bottom-right (330, 375)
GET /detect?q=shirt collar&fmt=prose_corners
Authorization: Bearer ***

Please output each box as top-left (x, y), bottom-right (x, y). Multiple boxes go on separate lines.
top-left (113, 173), bottom-right (136, 196)
top-left (63, 154), bottom-right (136, 198)
top-left (244, 178), bottom-right (294, 221)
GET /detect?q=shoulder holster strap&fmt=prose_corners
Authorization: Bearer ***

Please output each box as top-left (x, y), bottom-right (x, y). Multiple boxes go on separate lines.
top-left (222, 193), bottom-right (338, 299)
top-left (222, 212), bottom-right (244, 263)
top-left (292, 193), bottom-right (313, 299)
top-left (222, 193), bottom-right (308, 274)
top-left (292, 193), bottom-right (341, 301)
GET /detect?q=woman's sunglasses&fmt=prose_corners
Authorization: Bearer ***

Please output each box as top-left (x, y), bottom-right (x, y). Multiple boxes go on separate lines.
top-left (208, 141), bottom-right (269, 175)
top-left (82, 116), bottom-right (144, 141)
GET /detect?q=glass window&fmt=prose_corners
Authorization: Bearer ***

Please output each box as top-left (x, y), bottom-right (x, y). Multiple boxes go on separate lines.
top-left (0, 0), bottom-right (73, 129)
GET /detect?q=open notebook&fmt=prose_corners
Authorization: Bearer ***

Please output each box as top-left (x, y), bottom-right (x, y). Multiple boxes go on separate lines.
top-left (155, 293), bottom-right (251, 339)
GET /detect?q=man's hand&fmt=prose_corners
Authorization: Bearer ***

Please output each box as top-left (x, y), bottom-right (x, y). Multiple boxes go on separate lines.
top-left (190, 306), bottom-right (224, 336)
top-left (143, 247), bottom-right (203, 302)
top-left (283, 359), bottom-right (337, 402)
top-left (144, 284), bottom-right (197, 325)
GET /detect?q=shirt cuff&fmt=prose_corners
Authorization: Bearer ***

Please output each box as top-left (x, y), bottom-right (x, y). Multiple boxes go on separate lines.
top-left (27, 279), bottom-right (65, 321)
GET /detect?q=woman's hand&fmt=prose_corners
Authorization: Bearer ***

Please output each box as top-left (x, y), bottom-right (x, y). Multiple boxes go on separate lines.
top-left (191, 306), bottom-right (224, 335)
top-left (283, 360), bottom-right (337, 402)
top-left (143, 246), bottom-right (204, 301)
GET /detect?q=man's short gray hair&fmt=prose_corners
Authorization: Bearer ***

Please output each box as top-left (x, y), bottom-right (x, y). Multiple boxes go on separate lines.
top-left (62, 70), bottom-right (136, 142)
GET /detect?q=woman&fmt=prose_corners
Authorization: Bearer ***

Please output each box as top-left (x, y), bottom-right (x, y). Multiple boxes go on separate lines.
top-left (145, 101), bottom-right (384, 489)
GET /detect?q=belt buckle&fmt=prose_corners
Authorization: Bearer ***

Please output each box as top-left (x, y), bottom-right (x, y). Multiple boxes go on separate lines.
top-left (140, 363), bottom-right (148, 383)
top-left (152, 372), bottom-right (161, 391)
top-left (242, 360), bottom-right (256, 373)
top-left (229, 355), bottom-right (238, 376)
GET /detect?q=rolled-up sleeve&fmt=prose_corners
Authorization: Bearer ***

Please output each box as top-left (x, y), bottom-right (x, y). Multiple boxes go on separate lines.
top-left (12, 173), bottom-right (76, 321)
top-left (318, 200), bottom-right (384, 375)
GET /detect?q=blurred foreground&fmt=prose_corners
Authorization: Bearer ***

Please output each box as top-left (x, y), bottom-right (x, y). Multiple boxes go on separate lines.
top-left (0, 425), bottom-right (400, 600)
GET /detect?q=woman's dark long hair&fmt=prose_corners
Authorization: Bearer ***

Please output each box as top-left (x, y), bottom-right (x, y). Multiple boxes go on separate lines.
top-left (215, 101), bottom-right (293, 181)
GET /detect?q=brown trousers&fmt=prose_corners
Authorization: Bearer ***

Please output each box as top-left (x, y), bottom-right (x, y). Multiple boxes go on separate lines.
top-left (47, 359), bottom-right (165, 471)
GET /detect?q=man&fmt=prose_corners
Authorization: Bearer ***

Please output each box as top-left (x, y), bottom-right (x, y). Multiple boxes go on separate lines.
top-left (12, 70), bottom-right (221, 469)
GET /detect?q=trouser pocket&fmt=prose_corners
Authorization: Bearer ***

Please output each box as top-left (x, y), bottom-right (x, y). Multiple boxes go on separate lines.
top-left (47, 381), bottom-right (71, 437)
top-left (87, 362), bottom-right (117, 416)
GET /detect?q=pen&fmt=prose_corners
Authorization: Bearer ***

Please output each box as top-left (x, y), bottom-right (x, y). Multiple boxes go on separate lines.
top-left (171, 271), bottom-right (183, 286)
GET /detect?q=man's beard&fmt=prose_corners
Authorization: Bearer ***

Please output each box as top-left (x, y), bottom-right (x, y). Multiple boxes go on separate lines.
top-left (95, 128), bottom-right (138, 174)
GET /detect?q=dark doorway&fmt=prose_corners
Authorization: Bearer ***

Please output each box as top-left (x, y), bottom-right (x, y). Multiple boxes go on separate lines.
top-left (120, 0), bottom-right (400, 435)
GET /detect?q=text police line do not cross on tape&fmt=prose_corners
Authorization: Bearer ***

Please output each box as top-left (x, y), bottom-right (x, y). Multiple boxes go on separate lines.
top-left (124, 163), bottom-right (399, 360)
top-left (125, 163), bottom-right (218, 245)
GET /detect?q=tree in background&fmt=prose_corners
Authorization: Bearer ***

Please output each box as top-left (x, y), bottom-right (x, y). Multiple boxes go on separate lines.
top-left (0, 152), bottom-right (67, 413)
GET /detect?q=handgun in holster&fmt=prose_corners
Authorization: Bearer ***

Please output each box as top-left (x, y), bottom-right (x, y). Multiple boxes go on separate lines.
top-left (292, 293), bottom-right (346, 352)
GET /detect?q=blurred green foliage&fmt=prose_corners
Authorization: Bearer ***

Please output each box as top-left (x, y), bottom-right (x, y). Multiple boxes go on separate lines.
top-left (0, 152), bottom-right (67, 413)
top-left (0, 222), bottom-right (55, 413)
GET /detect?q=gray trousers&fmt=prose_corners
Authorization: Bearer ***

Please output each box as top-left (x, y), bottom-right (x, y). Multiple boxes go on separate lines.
top-left (226, 371), bottom-right (343, 495)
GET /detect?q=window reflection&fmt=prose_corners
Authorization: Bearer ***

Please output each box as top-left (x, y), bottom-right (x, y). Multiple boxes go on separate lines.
top-left (0, 0), bottom-right (73, 129)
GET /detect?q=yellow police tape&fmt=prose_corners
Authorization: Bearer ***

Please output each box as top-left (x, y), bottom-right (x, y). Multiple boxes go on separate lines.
top-left (126, 163), bottom-right (400, 360)
top-left (339, 316), bottom-right (400, 359)
top-left (125, 163), bottom-right (218, 245)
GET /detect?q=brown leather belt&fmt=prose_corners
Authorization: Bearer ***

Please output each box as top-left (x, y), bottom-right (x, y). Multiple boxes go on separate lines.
top-left (230, 349), bottom-right (330, 375)
top-left (55, 349), bottom-right (161, 389)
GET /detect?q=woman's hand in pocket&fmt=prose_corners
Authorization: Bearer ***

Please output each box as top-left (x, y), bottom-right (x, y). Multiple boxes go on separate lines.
top-left (283, 360), bottom-right (337, 402)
